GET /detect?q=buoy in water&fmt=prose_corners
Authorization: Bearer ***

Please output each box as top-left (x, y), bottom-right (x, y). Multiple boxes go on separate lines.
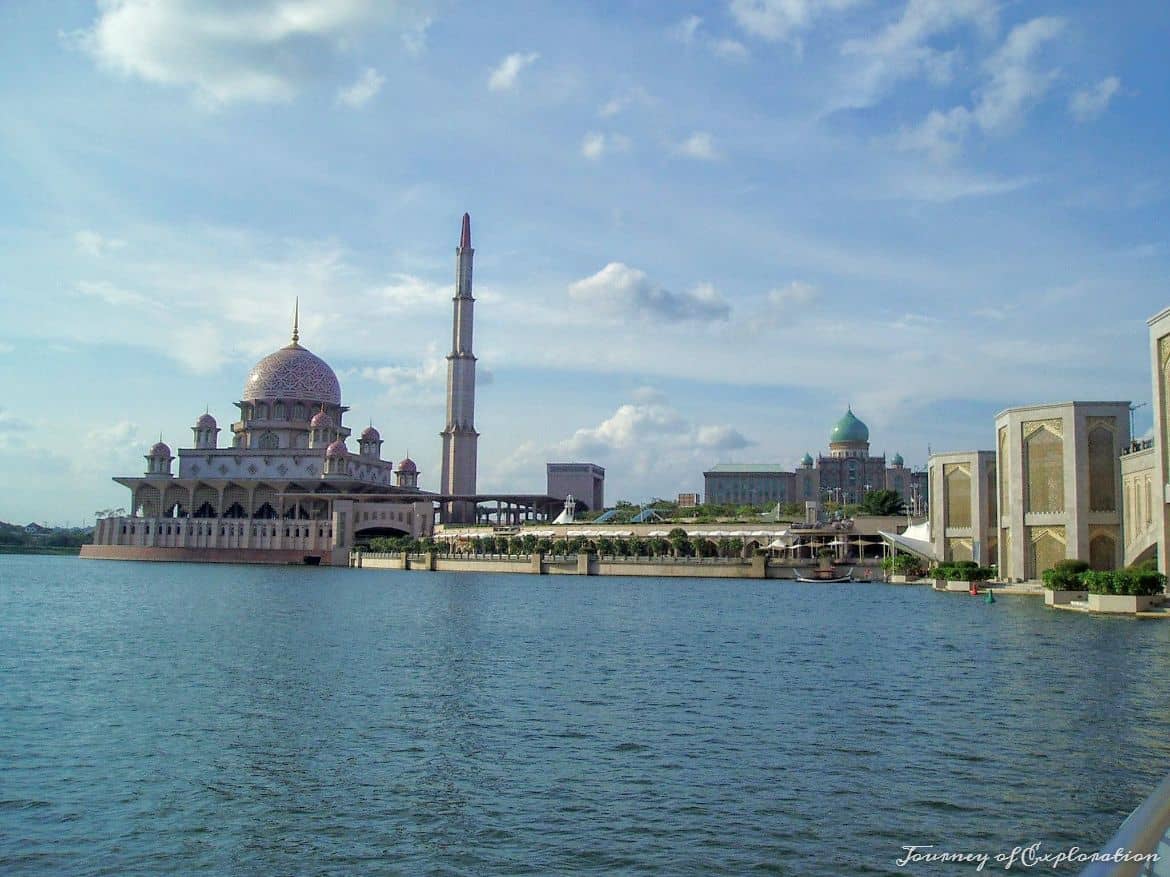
top-left (985, 591), bottom-right (996, 604)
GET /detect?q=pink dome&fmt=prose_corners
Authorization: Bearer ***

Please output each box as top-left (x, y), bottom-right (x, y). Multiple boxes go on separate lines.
top-left (361, 425), bottom-right (380, 441)
top-left (310, 410), bottom-right (333, 428)
top-left (149, 441), bottom-right (171, 457)
top-left (244, 342), bottom-right (341, 406)
top-left (325, 439), bottom-right (348, 458)
top-left (195, 413), bottom-right (216, 428)
top-left (398, 456), bottom-right (417, 472)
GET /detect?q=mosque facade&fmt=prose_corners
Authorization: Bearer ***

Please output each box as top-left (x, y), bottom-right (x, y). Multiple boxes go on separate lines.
top-left (703, 408), bottom-right (928, 511)
top-left (82, 217), bottom-right (491, 565)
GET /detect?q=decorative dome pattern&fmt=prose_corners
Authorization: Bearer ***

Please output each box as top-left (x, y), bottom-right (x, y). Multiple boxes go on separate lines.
top-left (891, 452), bottom-right (904, 467)
top-left (398, 456), bottom-right (417, 472)
top-left (361, 425), bottom-right (380, 441)
top-left (801, 453), bottom-right (814, 467)
top-left (325, 439), bottom-right (348, 458)
top-left (244, 342), bottom-right (341, 406)
top-left (829, 407), bottom-right (869, 444)
top-left (149, 441), bottom-right (172, 457)
top-left (195, 413), bottom-right (217, 428)
top-left (310, 409), bottom-right (333, 428)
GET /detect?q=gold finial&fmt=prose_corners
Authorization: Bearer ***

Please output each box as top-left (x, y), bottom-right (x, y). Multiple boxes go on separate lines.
top-left (292, 297), bottom-right (300, 345)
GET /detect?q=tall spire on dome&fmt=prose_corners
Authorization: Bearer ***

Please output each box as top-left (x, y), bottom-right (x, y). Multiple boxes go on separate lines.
top-left (459, 212), bottom-right (471, 250)
top-left (291, 297), bottom-right (300, 346)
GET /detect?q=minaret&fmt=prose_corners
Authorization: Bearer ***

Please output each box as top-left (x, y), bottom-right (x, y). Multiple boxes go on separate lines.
top-left (440, 213), bottom-right (479, 523)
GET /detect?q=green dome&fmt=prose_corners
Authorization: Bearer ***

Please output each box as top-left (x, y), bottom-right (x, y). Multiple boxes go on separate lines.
top-left (801, 453), bottom-right (814, 467)
top-left (829, 407), bottom-right (869, 444)
top-left (891, 452), bottom-right (904, 466)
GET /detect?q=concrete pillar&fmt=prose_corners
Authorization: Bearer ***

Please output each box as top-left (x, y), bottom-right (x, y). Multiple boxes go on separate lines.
top-left (751, 553), bottom-right (766, 578)
top-left (530, 551), bottom-right (544, 574)
top-left (577, 552), bottom-right (591, 575)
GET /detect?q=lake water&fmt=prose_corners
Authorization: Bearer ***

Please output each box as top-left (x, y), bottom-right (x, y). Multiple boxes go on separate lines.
top-left (3, 556), bottom-right (1170, 875)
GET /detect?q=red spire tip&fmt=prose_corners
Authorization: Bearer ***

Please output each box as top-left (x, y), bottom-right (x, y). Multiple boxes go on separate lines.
top-left (460, 213), bottom-right (471, 249)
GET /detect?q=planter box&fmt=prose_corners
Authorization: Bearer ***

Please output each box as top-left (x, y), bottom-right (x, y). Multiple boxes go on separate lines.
top-left (1045, 589), bottom-right (1087, 606)
top-left (890, 574), bottom-right (921, 584)
top-left (1087, 593), bottom-right (1164, 614)
top-left (933, 580), bottom-right (974, 592)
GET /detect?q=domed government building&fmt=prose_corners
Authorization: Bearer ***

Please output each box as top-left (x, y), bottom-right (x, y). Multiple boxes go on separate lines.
top-left (83, 215), bottom-right (561, 566)
top-left (702, 408), bottom-right (928, 512)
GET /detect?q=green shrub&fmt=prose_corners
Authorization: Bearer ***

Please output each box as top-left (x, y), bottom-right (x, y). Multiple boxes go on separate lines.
top-left (1083, 569), bottom-right (1167, 596)
top-left (935, 563), bottom-right (994, 582)
top-left (1042, 561), bottom-right (1090, 590)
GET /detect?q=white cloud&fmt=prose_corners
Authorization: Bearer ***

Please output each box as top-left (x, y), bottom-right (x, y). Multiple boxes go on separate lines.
top-left (674, 131), bottom-right (719, 160)
top-left (76, 279), bottom-right (154, 308)
top-left (768, 281), bottom-right (818, 307)
top-left (559, 400), bottom-right (750, 460)
top-left (881, 169), bottom-right (1036, 202)
top-left (838, 0), bottom-right (997, 109)
top-left (358, 345), bottom-right (446, 403)
top-left (729, 0), bottom-right (860, 43)
top-left (370, 273), bottom-right (449, 311)
top-left (1069, 75), bottom-right (1121, 123)
top-left (711, 38), bottom-right (750, 61)
top-left (598, 86), bottom-right (652, 118)
top-left (75, 0), bottom-right (410, 106)
top-left (75, 230), bottom-right (127, 257)
top-left (568, 263), bottom-right (730, 323)
top-left (487, 51), bottom-right (540, 92)
top-left (670, 15), bottom-right (703, 45)
top-left (401, 16), bottom-right (431, 55)
top-left (490, 395), bottom-right (752, 499)
top-left (337, 67), bottom-right (385, 107)
top-left (973, 16), bottom-right (1065, 132)
top-left (896, 16), bottom-right (1065, 159)
top-left (581, 131), bottom-right (631, 161)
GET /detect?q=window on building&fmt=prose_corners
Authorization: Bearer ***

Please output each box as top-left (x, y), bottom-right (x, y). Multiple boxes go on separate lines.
top-left (1024, 425), bottom-right (1064, 514)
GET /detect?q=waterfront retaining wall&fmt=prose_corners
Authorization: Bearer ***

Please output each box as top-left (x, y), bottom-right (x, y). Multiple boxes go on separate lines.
top-left (80, 545), bottom-right (339, 565)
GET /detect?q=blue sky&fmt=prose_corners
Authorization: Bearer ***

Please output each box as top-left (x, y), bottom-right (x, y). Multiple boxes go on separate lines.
top-left (0, 0), bottom-right (1166, 524)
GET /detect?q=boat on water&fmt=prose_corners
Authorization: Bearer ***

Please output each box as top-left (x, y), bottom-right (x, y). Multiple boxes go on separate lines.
top-left (795, 567), bottom-right (854, 583)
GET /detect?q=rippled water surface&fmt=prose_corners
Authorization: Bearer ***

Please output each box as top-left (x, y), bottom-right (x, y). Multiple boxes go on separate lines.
top-left (4, 556), bottom-right (1170, 875)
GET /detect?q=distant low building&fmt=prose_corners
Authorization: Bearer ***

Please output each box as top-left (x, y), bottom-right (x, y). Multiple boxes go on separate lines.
top-left (546, 462), bottom-right (605, 512)
top-left (704, 409), bottom-right (927, 509)
top-left (677, 493), bottom-right (700, 508)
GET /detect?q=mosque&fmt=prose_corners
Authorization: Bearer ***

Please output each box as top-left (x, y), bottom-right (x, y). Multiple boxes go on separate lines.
top-left (703, 408), bottom-right (928, 511)
top-left (82, 214), bottom-right (556, 566)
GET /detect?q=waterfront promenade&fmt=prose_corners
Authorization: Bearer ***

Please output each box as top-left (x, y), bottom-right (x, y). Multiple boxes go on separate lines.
top-left (355, 550), bottom-right (884, 581)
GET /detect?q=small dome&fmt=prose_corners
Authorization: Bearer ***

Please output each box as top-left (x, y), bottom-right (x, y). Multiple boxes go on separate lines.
top-left (195, 413), bottom-right (216, 429)
top-left (830, 407), bottom-right (869, 444)
top-left (398, 456), bottom-right (417, 472)
top-left (149, 441), bottom-right (171, 457)
top-left (891, 452), bottom-right (904, 467)
top-left (361, 425), bottom-right (380, 441)
top-left (801, 453), bottom-right (814, 467)
top-left (325, 438), bottom-right (348, 458)
top-left (310, 409), bottom-right (333, 428)
top-left (244, 342), bottom-right (341, 406)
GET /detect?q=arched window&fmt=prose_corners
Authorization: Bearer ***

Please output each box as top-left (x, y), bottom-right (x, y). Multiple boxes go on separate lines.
top-left (259, 432), bottom-right (279, 450)
top-left (1087, 424), bottom-right (1116, 511)
top-left (256, 403), bottom-right (268, 420)
top-left (275, 402), bottom-right (286, 420)
top-left (1025, 425), bottom-right (1063, 513)
top-left (1089, 533), bottom-right (1115, 571)
top-left (293, 403), bottom-right (306, 421)
top-left (944, 464), bottom-right (972, 528)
